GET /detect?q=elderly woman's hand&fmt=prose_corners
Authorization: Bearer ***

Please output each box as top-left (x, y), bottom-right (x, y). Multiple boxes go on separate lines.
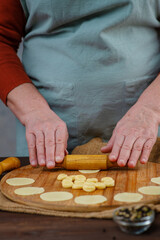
top-left (7, 83), bottom-right (69, 169)
top-left (23, 109), bottom-right (69, 169)
top-left (101, 103), bottom-right (159, 168)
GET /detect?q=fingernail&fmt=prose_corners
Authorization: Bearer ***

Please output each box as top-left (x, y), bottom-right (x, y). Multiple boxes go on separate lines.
top-left (129, 161), bottom-right (135, 168)
top-left (40, 159), bottom-right (45, 165)
top-left (101, 146), bottom-right (106, 151)
top-left (65, 149), bottom-right (69, 155)
top-left (31, 160), bottom-right (37, 166)
top-left (141, 158), bottom-right (146, 164)
top-left (56, 156), bottom-right (63, 163)
top-left (119, 159), bottom-right (125, 166)
top-left (47, 161), bottom-right (55, 168)
top-left (109, 154), bottom-right (116, 160)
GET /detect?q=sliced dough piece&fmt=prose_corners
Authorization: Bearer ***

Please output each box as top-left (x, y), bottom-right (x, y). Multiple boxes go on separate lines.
top-left (104, 180), bottom-right (115, 187)
top-left (75, 195), bottom-right (107, 205)
top-left (138, 186), bottom-right (160, 195)
top-left (95, 182), bottom-right (106, 190)
top-left (75, 175), bottom-right (86, 181)
top-left (101, 177), bottom-right (114, 182)
top-left (65, 176), bottom-right (75, 181)
top-left (74, 180), bottom-right (86, 184)
top-left (83, 182), bottom-right (96, 192)
top-left (72, 183), bottom-right (84, 190)
top-left (79, 170), bottom-right (100, 174)
top-left (57, 174), bottom-right (68, 181)
top-left (40, 191), bottom-right (73, 202)
top-left (68, 175), bottom-right (75, 181)
top-left (14, 187), bottom-right (44, 196)
top-left (114, 192), bottom-right (143, 202)
top-left (101, 177), bottom-right (115, 187)
top-left (151, 177), bottom-right (160, 185)
top-left (86, 178), bottom-right (98, 183)
top-left (6, 177), bottom-right (35, 186)
top-left (62, 179), bottom-right (73, 188)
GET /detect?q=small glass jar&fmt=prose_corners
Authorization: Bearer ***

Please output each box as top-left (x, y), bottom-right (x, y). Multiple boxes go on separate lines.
top-left (113, 206), bottom-right (155, 234)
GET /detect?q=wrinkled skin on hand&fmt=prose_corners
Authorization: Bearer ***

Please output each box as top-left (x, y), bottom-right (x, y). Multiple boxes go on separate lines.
top-left (23, 109), bottom-right (69, 169)
top-left (101, 103), bottom-right (159, 168)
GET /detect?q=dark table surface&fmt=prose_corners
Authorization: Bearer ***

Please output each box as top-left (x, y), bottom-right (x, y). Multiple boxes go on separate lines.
top-left (0, 157), bottom-right (160, 240)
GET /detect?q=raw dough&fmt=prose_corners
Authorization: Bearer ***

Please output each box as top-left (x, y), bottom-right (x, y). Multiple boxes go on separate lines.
top-left (79, 170), bottom-right (100, 174)
top-left (114, 192), bottom-right (143, 202)
top-left (75, 195), bottom-right (107, 205)
top-left (95, 182), bottom-right (106, 190)
top-left (138, 186), bottom-right (160, 195)
top-left (101, 177), bottom-right (114, 182)
top-left (72, 183), bottom-right (84, 190)
top-left (6, 177), bottom-right (35, 186)
top-left (62, 179), bottom-right (73, 188)
top-left (57, 174), bottom-right (68, 181)
top-left (40, 191), bottom-right (73, 201)
top-left (151, 177), bottom-right (160, 185)
top-left (75, 175), bottom-right (86, 181)
top-left (101, 177), bottom-right (115, 187)
top-left (65, 176), bottom-right (75, 181)
top-left (14, 187), bottom-right (44, 196)
top-left (74, 180), bottom-right (86, 184)
top-left (86, 178), bottom-right (98, 183)
top-left (83, 182), bottom-right (96, 192)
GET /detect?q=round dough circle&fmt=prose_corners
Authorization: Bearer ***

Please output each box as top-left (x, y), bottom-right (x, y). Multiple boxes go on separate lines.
top-left (151, 177), bottom-right (160, 185)
top-left (79, 170), bottom-right (100, 174)
top-left (6, 177), bottom-right (35, 186)
top-left (14, 187), bottom-right (44, 196)
top-left (114, 192), bottom-right (143, 202)
top-left (75, 195), bottom-right (107, 205)
top-left (40, 191), bottom-right (73, 202)
top-left (138, 186), bottom-right (160, 195)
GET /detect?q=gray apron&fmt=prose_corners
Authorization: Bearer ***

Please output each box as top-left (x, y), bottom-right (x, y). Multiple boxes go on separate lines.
top-left (17, 0), bottom-right (160, 156)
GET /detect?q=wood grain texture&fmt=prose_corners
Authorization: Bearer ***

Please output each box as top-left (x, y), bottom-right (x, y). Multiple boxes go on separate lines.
top-left (1, 161), bottom-right (160, 212)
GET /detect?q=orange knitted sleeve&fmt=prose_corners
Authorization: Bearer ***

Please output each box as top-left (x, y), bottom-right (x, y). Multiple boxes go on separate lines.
top-left (0, 0), bottom-right (32, 105)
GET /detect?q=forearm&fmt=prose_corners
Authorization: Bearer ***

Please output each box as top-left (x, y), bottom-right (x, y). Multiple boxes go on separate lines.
top-left (7, 83), bottom-right (51, 125)
top-left (135, 74), bottom-right (160, 124)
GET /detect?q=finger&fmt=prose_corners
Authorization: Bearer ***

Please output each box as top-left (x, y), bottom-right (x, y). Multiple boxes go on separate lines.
top-left (45, 130), bottom-right (56, 169)
top-left (140, 138), bottom-right (155, 164)
top-left (109, 135), bottom-right (125, 162)
top-left (26, 132), bottom-right (37, 167)
top-left (101, 134), bottom-right (115, 153)
top-left (55, 127), bottom-right (67, 163)
top-left (117, 135), bottom-right (137, 167)
top-left (35, 131), bottom-right (45, 167)
top-left (127, 137), bottom-right (146, 168)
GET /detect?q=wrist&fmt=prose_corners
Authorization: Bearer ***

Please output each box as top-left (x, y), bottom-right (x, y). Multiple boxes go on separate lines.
top-left (135, 75), bottom-right (160, 125)
top-left (134, 100), bottom-right (160, 125)
top-left (7, 83), bottom-right (51, 125)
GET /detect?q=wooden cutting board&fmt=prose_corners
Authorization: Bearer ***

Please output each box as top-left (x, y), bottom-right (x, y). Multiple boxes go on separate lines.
top-left (1, 161), bottom-right (160, 212)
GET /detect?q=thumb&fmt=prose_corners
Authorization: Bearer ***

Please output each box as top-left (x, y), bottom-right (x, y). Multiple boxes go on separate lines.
top-left (101, 135), bottom-right (115, 153)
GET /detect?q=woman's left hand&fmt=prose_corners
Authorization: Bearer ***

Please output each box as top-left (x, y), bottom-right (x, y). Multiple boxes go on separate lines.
top-left (101, 103), bottom-right (159, 168)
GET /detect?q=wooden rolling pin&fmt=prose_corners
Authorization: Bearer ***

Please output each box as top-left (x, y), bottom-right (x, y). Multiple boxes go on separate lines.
top-left (56, 154), bottom-right (118, 170)
top-left (0, 157), bottom-right (21, 175)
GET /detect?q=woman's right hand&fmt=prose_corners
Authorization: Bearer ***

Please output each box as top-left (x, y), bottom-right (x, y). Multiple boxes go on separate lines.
top-left (23, 109), bottom-right (69, 169)
top-left (7, 83), bottom-right (69, 169)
